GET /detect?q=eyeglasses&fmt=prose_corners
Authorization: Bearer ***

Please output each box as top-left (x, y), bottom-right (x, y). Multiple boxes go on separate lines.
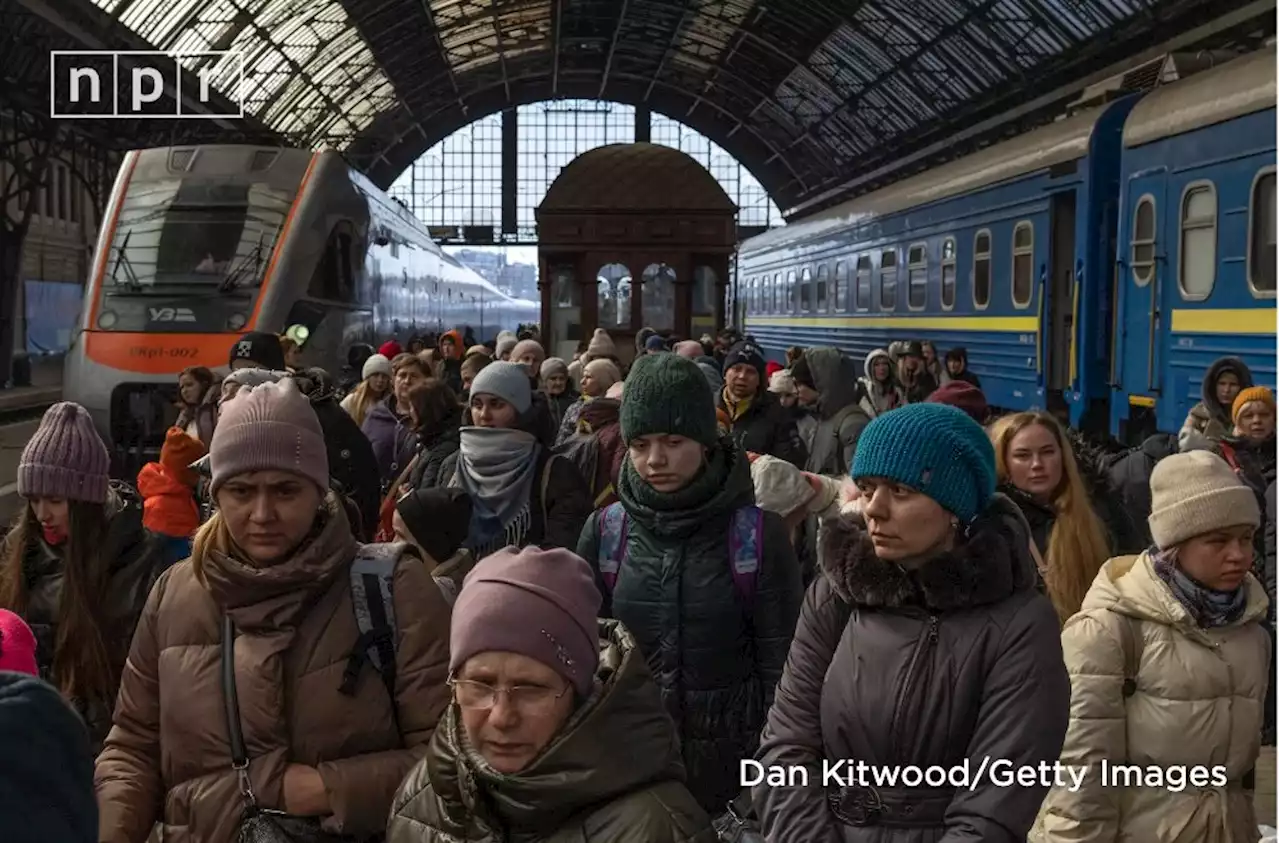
top-left (447, 676), bottom-right (570, 715)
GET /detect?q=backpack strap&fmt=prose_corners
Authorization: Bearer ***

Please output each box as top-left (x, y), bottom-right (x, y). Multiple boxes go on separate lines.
top-left (728, 506), bottom-right (764, 609)
top-left (596, 502), bottom-right (628, 595)
top-left (341, 542), bottom-right (403, 698)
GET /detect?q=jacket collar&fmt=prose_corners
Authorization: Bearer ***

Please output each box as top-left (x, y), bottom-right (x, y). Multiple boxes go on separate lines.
top-left (819, 493), bottom-right (1038, 612)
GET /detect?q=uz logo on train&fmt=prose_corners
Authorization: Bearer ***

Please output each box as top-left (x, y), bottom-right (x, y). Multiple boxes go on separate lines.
top-left (148, 307), bottom-right (197, 323)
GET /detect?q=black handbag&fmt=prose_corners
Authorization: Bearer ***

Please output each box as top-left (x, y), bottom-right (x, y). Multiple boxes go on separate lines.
top-left (220, 616), bottom-right (360, 843)
top-left (712, 791), bottom-right (766, 843)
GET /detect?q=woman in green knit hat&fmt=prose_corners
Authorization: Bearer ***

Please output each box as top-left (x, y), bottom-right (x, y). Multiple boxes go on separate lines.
top-left (576, 353), bottom-right (803, 818)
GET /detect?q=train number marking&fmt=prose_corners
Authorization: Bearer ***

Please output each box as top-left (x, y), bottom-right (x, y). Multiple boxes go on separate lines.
top-left (149, 307), bottom-right (197, 323)
top-left (129, 346), bottom-right (198, 359)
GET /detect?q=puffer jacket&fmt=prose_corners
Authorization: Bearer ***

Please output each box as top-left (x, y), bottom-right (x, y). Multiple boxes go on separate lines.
top-left (716, 387), bottom-right (807, 467)
top-left (8, 481), bottom-right (164, 753)
top-left (855, 349), bottom-right (904, 419)
top-left (753, 495), bottom-right (1069, 841)
top-left (1034, 552), bottom-right (1269, 843)
top-left (407, 411), bottom-right (462, 492)
top-left (386, 621), bottom-right (717, 843)
top-left (1179, 356), bottom-right (1254, 452)
top-left (362, 397), bottom-right (418, 493)
top-left (93, 494), bottom-right (452, 843)
top-left (576, 440), bottom-right (803, 815)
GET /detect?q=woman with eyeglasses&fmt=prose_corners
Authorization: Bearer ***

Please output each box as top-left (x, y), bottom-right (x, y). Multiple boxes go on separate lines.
top-left (388, 545), bottom-right (715, 842)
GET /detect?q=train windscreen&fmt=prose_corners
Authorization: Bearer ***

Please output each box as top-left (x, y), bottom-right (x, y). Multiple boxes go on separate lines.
top-left (93, 179), bottom-right (295, 333)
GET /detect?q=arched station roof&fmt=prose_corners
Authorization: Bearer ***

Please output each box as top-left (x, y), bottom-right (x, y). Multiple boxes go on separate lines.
top-left (540, 142), bottom-right (736, 214)
top-left (64, 0), bottom-right (1278, 213)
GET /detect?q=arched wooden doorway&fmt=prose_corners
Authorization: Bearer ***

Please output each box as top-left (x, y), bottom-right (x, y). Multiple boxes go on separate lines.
top-left (536, 143), bottom-right (737, 364)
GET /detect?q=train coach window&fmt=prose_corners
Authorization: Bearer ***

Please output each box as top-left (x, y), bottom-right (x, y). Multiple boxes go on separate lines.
top-left (855, 255), bottom-right (872, 311)
top-left (941, 237), bottom-right (957, 310)
top-left (834, 261), bottom-right (849, 311)
top-left (1249, 170), bottom-right (1275, 296)
top-left (786, 270), bottom-right (797, 314)
top-left (773, 273), bottom-right (782, 313)
top-left (800, 267), bottom-right (813, 312)
top-left (1011, 222), bottom-right (1033, 308)
top-left (816, 264), bottom-right (830, 312)
top-left (1131, 196), bottom-right (1156, 287)
top-left (907, 243), bottom-right (928, 310)
top-left (879, 249), bottom-right (897, 311)
top-left (1178, 182), bottom-right (1217, 300)
top-left (973, 230), bottom-right (991, 309)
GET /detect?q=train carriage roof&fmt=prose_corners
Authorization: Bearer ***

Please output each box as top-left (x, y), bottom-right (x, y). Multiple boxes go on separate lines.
top-left (1123, 44), bottom-right (1276, 148)
top-left (739, 104), bottom-right (1109, 257)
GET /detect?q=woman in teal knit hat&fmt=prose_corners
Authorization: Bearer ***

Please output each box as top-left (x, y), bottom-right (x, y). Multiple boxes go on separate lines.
top-left (753, 402), bottom-right (1070, 841)
top-left (576, 353), bottom-right (803, 818)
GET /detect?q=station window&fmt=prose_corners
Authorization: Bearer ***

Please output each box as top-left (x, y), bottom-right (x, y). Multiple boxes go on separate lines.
top-left (800, 267), bottom-right (813, 312)
top-left (816, 263), bottom-right (830, 312)
top-left (855, 255), bottom-right (872, 311)
top-left (941, 237), bottom-right (956, 310)
top-left (907, 243), bottom-right (928, 310)
top-left (834, 260), bottom-right (849, 311)
top-left (1011, 222), bottom-right (1034, 308)
top-left (1179, 183), bottom-right (1217, 299)
top-left (1249, 171), bottom-right (1275, 295)
top-left (973, 230), bottom-right (991, 308)
top-left (879, 248), bottom-right (897, 311)
top-left (1131, 196), bottom-right (1156, 287)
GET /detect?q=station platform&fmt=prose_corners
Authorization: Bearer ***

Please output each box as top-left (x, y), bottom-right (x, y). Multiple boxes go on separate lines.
top-left (0, 356), bottom-right (64, 527)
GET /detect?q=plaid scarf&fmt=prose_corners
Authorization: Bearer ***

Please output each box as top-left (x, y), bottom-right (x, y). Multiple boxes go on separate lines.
top-left (1150, 546), bottom-right (1248, 629)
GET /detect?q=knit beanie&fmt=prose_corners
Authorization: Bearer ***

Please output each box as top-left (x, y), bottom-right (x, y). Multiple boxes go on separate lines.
top-left (540, 357), bottom-right (569, 380)
top-left (379, 340), bottom-right (403, 359)
top-left (769, 369), bottom-right (797, 395)
top-left (621, 353), bottom-right (718, 447)
top-left (397, 487), bottom-right (472, 565)
top-left (18, 403), bottom-right (109, 504)
top-left (583, 358), bottom-right (622, 391)
top-left (645, 334), bottom-right (666, 352)
top-left (469, 361), bottom-right (532, 414)
top-left (229, 331), bottom-right (286, 371)
top-left (0, 673), bottom-right (98, 843)
top-left (851, 402), bottom-right (996, 523)
top-left (451, 546), bottom-right (602, 697)
top-left (927, 380), bottom-right (988, 424)
top-left (586, 328), bottom-right (615, 359)
top-left (567, 359), bottom-right (583, 388)
top-left (511, 339), bottom-right (545, 365)
top-left (790, 354), bottom-right (815, 390)
top-left (674, 340), bottom-right (703, 359)
top-left (722, 340), bottom-right (767, 379)
top-left (1232, 386), bottom-right (1275, 423)
top-left (466, 345), bottom-right (490, 358)
top-left (751, 454), bottom-right (817, 518)
top-left (159, 427), bottom-right (207, 486)
top-left (1148, 451), bottom-right (1260, 550)
top-left (209, 378), bottom-right (329, 496)
top-left (496, 336), bottom-right (519, 360)
top-left (496, 330), bottom-right (518, 346)
top-left (0, 610), bottom-right (38, 676)
top-left (362, 353), bottom-right (392, 381)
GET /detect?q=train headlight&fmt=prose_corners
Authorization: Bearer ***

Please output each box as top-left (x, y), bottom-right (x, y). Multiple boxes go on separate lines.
top-left (98, 310), bottom-right (118, 329)
top-left (227, 312), bottom-right (247, 331)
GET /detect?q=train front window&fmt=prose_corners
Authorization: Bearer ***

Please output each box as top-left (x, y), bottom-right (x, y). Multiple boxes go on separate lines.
top-left (1131, 197), bottom-right (1156, 287)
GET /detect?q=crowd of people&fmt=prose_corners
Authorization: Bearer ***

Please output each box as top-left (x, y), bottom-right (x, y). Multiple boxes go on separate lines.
top-left (0, 322), bottom-right (1274, 843)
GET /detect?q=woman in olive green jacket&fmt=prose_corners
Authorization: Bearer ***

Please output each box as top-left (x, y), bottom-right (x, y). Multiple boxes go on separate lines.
top-left (387, 546), bottom-right (714, 843)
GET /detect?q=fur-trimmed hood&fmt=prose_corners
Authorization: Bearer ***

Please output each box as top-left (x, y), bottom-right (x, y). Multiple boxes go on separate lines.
top-left (818, 493), bottom-right (1039, 612)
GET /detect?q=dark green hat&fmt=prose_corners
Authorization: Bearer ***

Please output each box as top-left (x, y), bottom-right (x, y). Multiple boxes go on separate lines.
top-left (620, 353), bottom-right (717, 447)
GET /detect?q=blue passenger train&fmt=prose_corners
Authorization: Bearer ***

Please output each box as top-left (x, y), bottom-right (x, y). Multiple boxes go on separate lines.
top-left (739, 45), bottom-right (1276, 440)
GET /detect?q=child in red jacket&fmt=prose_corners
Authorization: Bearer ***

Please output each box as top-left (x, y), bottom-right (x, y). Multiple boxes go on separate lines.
top-left (136, 427), bottom-right (207, 568)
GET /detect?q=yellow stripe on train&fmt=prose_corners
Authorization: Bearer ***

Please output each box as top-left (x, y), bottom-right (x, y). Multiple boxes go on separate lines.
top-left (1169, 309), bottom-right (1276, 335)
top-left (744, 316), bottom-right (1039, 332)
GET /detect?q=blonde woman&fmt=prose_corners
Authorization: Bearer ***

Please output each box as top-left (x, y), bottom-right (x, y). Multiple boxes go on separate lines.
top-left (339, 352), bottom-right (393, 428)
top-left (990, 412), bottom-right (1112, 624)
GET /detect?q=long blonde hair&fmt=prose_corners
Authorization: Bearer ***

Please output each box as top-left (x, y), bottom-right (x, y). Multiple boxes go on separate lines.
top-left (347, 377), bottom-right (387, 427)
top-left (990, 412), bottom-right (1110, 624)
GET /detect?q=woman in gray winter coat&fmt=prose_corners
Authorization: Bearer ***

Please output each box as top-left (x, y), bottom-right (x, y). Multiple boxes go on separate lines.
top-left (753, 402), bottom-right (1069, 841)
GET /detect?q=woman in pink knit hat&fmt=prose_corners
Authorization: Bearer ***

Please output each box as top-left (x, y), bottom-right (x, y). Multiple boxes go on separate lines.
top-left (95, 378), bottom-right (453, 843)
top-left (0, 401), bottom-right (164, 753)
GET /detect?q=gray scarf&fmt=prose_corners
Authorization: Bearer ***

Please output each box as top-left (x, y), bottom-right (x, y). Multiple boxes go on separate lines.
top-left (454, 426), bottom-right (540, 551)
top-left (1151, 546), bottom-right (1248, 628)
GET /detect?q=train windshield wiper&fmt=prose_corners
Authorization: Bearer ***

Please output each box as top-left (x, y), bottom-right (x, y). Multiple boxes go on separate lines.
top-left (219, 235), bottom-right (266, 293)
top-left (108, 231), bottom-right (143, 292)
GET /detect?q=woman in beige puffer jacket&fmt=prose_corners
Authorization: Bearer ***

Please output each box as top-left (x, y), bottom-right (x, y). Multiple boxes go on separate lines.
top-left (1035, 451), bottom-right (1269, 843)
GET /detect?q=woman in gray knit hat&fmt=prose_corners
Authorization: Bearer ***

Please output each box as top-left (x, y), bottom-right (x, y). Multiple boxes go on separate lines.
top-left (0, 401), bottom-right (165, 754)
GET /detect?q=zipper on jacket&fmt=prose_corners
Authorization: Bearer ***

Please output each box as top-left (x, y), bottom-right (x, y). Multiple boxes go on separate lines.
top-left (890, 615), bottom-right (939, 759)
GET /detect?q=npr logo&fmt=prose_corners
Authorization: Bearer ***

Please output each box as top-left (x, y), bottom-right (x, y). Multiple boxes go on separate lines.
top-left (50, 51), bottom-right (244, 119)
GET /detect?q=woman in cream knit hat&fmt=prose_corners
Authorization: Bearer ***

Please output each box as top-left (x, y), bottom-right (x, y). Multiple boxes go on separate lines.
top-left (1036, 450), bottom-right (1269, 843)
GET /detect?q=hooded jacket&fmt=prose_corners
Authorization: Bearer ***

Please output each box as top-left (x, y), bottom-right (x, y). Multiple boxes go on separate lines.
top-left (136, 462), bottom-right (199, 538)
top-left (386, 621), bottom-right (716, 843)
top-left (856, 349), bottom-right (905, 419)
top-left (1179, 357), bottom-right (1254, 452)
top-left (94, 495), bottom-right (452, 843)
top-left (1034, 552), bottom-right (1269, 843)
top-left (753, 495), bottom-right (1069, 841)
top-left (576, 440), bottom-right (803, 815)
top-left (7, 481), bottom-right (164, 753)
top-left (800, 348), bottom-right (869, 477)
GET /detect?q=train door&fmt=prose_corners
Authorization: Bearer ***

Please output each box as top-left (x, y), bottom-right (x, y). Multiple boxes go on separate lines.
top-left (1046, 191), bottom-right (1077, 398)
top-left (1118, 174), bottom-right (1166, 414)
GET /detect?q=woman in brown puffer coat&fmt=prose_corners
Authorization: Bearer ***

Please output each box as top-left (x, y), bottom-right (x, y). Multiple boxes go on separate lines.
top-left (94, 378), bottom-right (452, 843)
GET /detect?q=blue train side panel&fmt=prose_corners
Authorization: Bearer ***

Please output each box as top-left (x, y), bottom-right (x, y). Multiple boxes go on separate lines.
top-left (1112, 46), bottom-right (1276, 438)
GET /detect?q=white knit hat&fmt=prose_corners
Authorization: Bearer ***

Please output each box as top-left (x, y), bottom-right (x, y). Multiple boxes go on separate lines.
top-left (362, 353), bottom-right (392, 381)
top-left (1148, 451), bottom-right (1260, 550)
top-left (769, 369), bottom-right (797, 395)
top-left (750, 454), bottom-right (816, 518)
